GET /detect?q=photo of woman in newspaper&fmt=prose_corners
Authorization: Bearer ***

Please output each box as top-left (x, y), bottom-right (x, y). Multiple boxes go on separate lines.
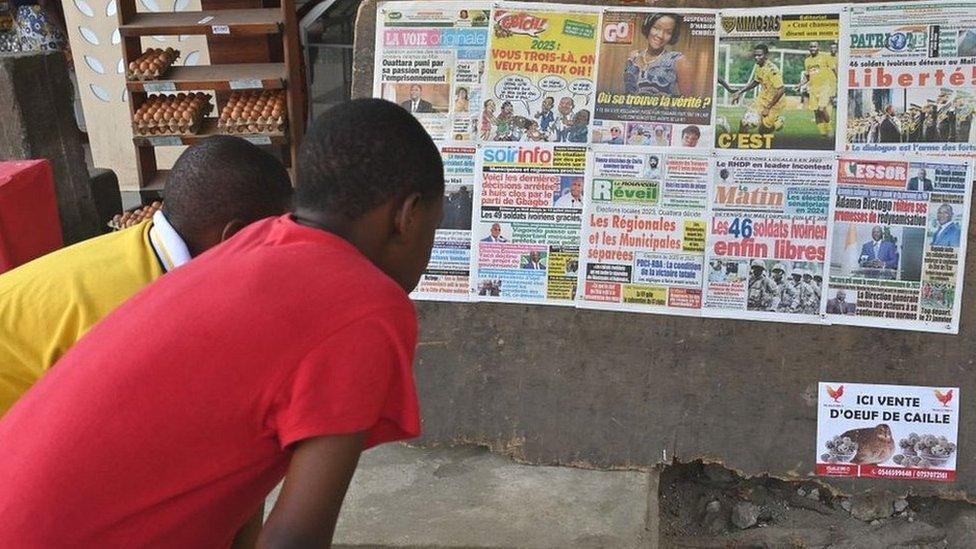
top-left (594, 10), bottom-right (715, 147)
top-left (623, 13), bottom-right (693, 97)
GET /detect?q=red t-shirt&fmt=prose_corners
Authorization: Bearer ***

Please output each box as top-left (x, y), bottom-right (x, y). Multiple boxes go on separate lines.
top-left (0, 215), bottom-right (421, 547)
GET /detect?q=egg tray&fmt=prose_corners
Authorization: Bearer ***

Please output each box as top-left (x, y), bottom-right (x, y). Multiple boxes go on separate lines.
top-left (217, 90), bottom-right (287, 135)
top-left (132, 92), bottom-right (213, 137)
top-left (126, 48), bottom-right (180, 81)
top-left (109, 201), bottom-right (163, 231)
top-left (217, 118), bottom-right (288, 135)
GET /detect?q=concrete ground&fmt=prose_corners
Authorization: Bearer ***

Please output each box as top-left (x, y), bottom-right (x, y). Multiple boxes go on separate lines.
top-left (266, 443), bottom-right (655, 548)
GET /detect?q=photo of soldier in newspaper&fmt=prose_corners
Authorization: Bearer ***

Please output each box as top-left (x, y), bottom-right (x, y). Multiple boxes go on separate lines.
top-left (740, 259), bottom-right (823, 314)
top-left (844, 2), bottom-right (976, 155)
top-left (593, 9), bottom-right (716, 147)
top-left (846, 88), bottom-right (976, 145)
top-left (715, 10), bottom-right (840, 151)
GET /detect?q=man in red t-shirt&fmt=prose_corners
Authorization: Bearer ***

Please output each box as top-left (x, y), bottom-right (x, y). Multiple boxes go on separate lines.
top-left (0, 99), bottom-right (444, 547)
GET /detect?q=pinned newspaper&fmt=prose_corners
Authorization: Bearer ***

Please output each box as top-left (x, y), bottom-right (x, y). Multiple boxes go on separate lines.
top-left (592, 8), bottom-right (717, 149)
top-left (715, 6), bottom-right (842, 151)
top-left (703, 152), bottom-right (834, 323)
top-left (374, 2), bottom-right (491, 141)
top-left (817, 382), bottom-right (960, 482)
top-left (472, 144), bottom-right (587, 304)
top-left (577, 146), bottom-right (709, 315)
top-left (412, 144), bottom-right (477, 301)
top-left (825, 155), bottom-right (973, 333)
top-left (843, 1), bottom-right (976, 156)
top-left (483, 2), bottom-right (600, 143)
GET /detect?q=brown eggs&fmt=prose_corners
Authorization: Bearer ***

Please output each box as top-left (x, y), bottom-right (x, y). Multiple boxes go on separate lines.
top-left (126, 48), bottom-right (181, 81)
top-left (132, 92), bottom-right (213, 137)
top-left (217, 90), bottom-right (288, 135)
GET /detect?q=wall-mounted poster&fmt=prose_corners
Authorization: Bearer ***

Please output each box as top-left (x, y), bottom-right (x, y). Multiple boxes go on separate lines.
top-left (825, 155), bottom-right (973, 333)
top-left (472, 144), bottom-right (587, 304)
top-left (374, 2), bottom-right (491, 141)
top-left (715, 7), bottom-right (842, 151)
top-left (483, 3), bottom-right (600, 143)
top-left (592, 9), bottom-right (717, 150)
top-left (843, 1), bottom-right (976, 157)
top-left (817, 382), bottom-right (960, 482)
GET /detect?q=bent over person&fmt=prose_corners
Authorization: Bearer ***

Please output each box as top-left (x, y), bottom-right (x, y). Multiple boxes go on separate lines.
top-left (0, 99), bottom-right (443, 547)
top-left (0, 135), bottom-right (292, 416)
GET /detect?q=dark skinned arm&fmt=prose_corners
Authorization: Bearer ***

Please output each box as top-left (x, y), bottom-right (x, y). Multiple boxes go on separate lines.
top-left (257, 433), bottom-right (365, 549)
top-left (230, 504), bottom-right (265, 549)
top-left (731, 79), bottom-right (758, 104)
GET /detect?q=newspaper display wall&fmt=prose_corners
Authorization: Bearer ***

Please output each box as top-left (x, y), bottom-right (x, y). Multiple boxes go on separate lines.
top-left (577, 146), bottom-right (709, 315)
top-left (715, 7), bottom-right (842, 151)
top-left (372, 0), bottom-right (976, 337)
top-left (826, 155), bottom-right (973, 333)
top-left (412, 145), bottom-right (477, 301)
top-left (472, 144), bottom-right (587, 304)
top-left (374, 2), bottom-right (490, 141)
top-left (817, 382), bottom-right (960, 482)
top-left (844, 2), bottom-right (976, 156)
top-left (703, 152), bottom-right (834, 323)
top-left (592, 9), bottom-right (717, 150)
top-left (482, 3), bottom-right (600, 143)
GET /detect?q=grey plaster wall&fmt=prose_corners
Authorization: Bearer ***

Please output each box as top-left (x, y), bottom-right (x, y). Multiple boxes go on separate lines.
top-left (353, 0), bottom-right (975, 498)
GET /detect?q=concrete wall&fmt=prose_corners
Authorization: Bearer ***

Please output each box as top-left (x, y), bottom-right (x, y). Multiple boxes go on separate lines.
top-left (0, 51), bottom-right (101, 244)
top-left (353, 0), bottom-right (975, 499)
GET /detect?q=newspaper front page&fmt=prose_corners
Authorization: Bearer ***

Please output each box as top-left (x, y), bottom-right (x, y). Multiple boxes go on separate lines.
top-left (715, 7), bottom-right (842, 151)
top-left (472, 144), bottom-right (587, 304)
top-left (412, 144), bottom-right (477, 301)
top-left (577, 146), bottom-right (709, 315)
top-left (592, 9), bottom-right (717, 150)
top-left (703, 152), bottom-right (835, 323)
top-left (374, 2), bottom-right (491, 141)
top-left (843, 1), bottom-right (976, 157)
top-left (483, 3), bottom-right (600, 143)
top-left (826, 155), bottom-right (973, 332)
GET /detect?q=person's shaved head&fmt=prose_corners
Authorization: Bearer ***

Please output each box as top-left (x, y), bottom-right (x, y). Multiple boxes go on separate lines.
top-left (294, 99), bottom-right (445, 292)
top-left (163, 135), bottom-right (292, 255)
top-left (296, 99), bottom-right (443, 220)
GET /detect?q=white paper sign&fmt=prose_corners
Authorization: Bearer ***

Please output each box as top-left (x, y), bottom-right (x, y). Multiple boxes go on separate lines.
top-left (816, 382), bottom-right (959, 482)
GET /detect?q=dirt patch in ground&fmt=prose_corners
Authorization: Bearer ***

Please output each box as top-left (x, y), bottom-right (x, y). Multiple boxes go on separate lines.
top-left (659, 460), bottom-right (976, 548)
